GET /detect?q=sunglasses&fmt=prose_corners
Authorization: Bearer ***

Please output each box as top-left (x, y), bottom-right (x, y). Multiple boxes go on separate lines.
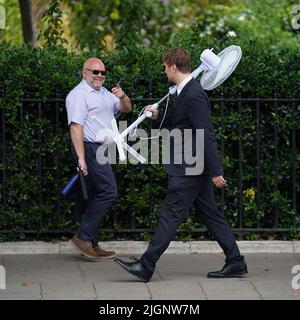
top-left (85, 68), bottom-right (106, 76)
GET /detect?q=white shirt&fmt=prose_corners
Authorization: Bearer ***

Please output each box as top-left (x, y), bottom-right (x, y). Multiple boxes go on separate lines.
top-left (177, 74), bottom-right (193, 96)
top-left (66, 80), bottom-right (120, 143)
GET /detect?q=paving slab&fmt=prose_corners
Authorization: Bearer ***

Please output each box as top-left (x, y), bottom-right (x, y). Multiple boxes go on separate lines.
top-left (3, 255), bottom-right (83, 283)
top-left (147, 281), bottom-right (206, 300)
top-left (242, 253), bottom-right (299, 281)
top-left (292, 241), bottom-right (300, 254)
top-left (0, 242), bottom-right (59, 254)
top-left (0, 282), bottom-right (41, 300)
top-left (239, 241), bottom-right (293, 253)
top-left (199, 279), bottom-right (260, 300)
top-left (293, 253), bottom-right (300, 263)
top-left (250, 280), bottom-right (300, 300)
top-left (41, 282), bottom-right (96, 300)
top-left (94, 282), bottom-right (150, 300)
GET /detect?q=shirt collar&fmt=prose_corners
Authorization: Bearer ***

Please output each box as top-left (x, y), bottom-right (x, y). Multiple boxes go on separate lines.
top-left (177, 74), bottom-right (193, 96)
top-left (82, 79), bottom-right (104, 94)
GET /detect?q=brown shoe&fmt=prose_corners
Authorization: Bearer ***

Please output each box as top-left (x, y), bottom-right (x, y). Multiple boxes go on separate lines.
top-left (70, 235), bottom-right (98, 259)
top-left (93, 245), bottom-right (116, 259)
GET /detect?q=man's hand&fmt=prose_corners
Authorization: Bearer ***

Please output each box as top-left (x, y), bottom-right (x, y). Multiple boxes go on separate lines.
top-left (77, 158), bottom-right (88, 176)
top-left (212, 175), bottom-right (227, 188)
top-left (112, 83), bottom-right (132, 112)
top-left (111, 83), bottom-right (126, 99)
top-left (144, 105), bottom-right (158, 120)
top-left (70, 123), bottom-right (88, 175)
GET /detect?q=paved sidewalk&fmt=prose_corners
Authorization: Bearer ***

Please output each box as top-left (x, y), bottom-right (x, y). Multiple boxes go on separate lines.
top-left (0, 253), bottom-right (299, 300)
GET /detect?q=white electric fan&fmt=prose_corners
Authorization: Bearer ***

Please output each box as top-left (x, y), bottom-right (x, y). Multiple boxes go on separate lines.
top-left (93, 45), bottom-right (242, 163)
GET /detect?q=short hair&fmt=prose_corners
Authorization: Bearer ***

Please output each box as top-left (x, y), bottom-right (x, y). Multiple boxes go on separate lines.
top-left (83, 57), bottom-right (103, 70)
top-left (163, 47), bottom-right (191, 73)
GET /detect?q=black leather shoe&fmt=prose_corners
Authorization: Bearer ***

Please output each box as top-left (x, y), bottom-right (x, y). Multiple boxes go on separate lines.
top-left (115, 258), bottom-right (153, 282)
top-left (207, 262), bottom-right (248, 278)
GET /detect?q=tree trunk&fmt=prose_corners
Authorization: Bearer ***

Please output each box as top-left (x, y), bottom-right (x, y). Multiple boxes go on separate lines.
top-left (19, 0), bottom-right (37, 46)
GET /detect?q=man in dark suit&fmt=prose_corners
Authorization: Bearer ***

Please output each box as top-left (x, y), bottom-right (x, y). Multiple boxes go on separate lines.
top-left (115, 47), bottom-right (247, 282)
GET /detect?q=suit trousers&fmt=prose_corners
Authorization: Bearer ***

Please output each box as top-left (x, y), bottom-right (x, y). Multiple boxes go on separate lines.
top-left (140, 174), bottom-right (244, 271)
top-left (74, 142), bottom-right (117, 246)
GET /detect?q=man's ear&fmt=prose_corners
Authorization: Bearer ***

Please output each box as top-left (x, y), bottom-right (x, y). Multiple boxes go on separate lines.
top-left (170, 64), bottom-right (177, 73)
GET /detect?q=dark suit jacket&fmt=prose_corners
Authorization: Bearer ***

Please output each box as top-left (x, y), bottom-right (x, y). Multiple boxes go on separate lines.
top-left (155, 78), bottom-right (223, 177)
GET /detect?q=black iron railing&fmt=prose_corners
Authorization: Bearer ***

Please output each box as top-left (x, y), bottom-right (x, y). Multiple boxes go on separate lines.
top-left (0, 93), bottom-right (299, 238)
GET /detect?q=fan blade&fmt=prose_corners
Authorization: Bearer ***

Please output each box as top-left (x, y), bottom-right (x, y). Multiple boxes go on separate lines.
top-left (122, 141), bottom-right (147, 164)
top-left (111, 119), bottom-right (126, 161)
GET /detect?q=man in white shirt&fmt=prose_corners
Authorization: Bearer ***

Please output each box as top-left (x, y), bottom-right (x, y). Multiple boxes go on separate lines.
top-left (66, 57), bottom-right (132, 260)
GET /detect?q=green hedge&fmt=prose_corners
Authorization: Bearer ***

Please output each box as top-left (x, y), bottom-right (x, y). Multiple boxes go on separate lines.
top-left (0, 39), bottom-right (299, 241)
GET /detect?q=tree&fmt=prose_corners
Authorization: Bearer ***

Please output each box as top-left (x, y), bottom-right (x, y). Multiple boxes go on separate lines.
top-left (38, 0), bottom-right (68, 47)
top-left (0, 2), bottom-right (5, 30)
top-left (173, 0), bottom-right (300, 51)
top-left (64, 0), bottom-right (152, 52)
top-left (18, 0), bottom-right (37, 46)
top-left (63, 0), bottom-right (234, 52)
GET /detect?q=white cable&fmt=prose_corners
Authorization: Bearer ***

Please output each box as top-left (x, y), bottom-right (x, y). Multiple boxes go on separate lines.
top-left (131, 94), bottom-right (170, 140)
top-left (129, 107), bottom-right (147, 138)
